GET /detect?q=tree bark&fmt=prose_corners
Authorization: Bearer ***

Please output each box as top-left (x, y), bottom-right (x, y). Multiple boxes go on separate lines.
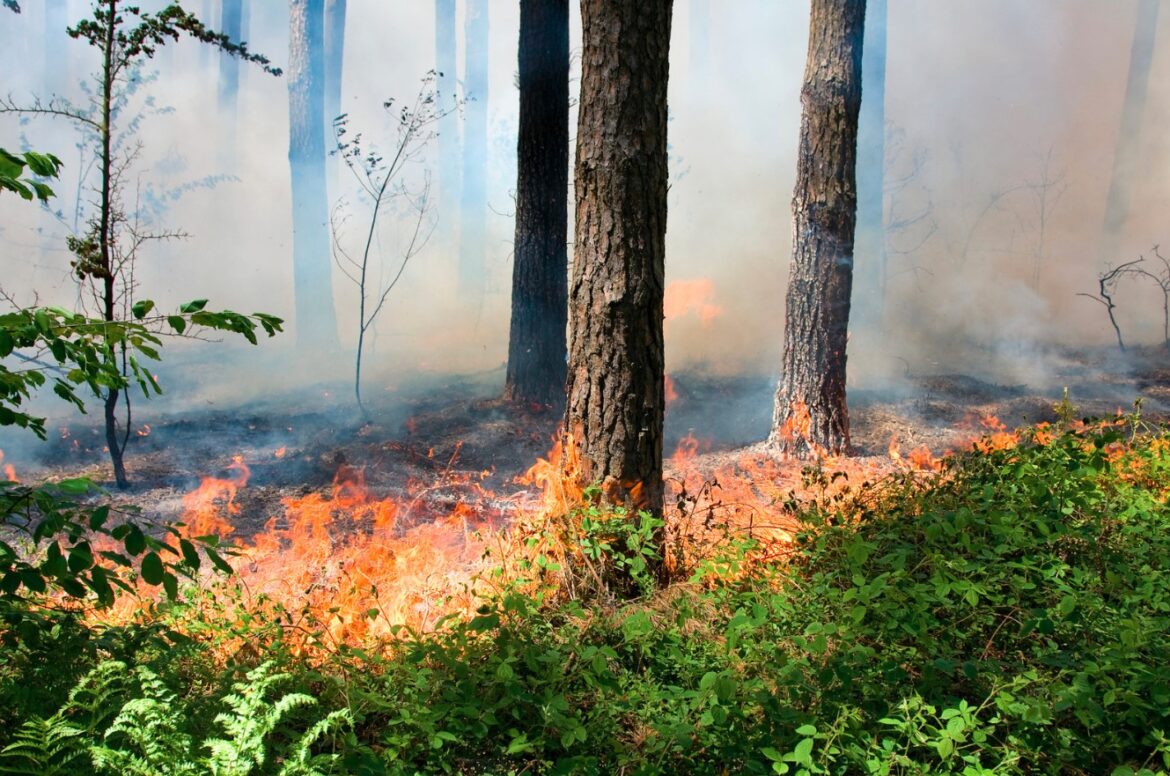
top-left (504, 0), bottom-right (569, 407)
top-left (1099, 0), bottom-right (1159, 265)
top-left (770, 0), bottom-right (865, 458)
top-left (434, 0), bottom-right (460, 234)
top-left (459, 0), bottom-right (489, 301)
top-left (566, 0), bottom-right (673, 518)
top-left (288, 0), bottom-right (339, 350)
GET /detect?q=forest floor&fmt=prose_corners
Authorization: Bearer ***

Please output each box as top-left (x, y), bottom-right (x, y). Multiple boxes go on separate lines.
top-left (3, 343), bottom-right (1168, 539)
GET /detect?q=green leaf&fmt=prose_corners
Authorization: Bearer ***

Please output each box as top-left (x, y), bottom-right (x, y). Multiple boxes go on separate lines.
top-left (124, 525), bottom-right (146, 556)
top-left (131, 299), bottom-right (155, 319)
top-left (179, 538), bottom-right (201, 570)
top-left (88, 505), bottom-right (111, 530)
top-left (140, 551), bottom-right (165, 585)
top-left (166, 315), bottom-right (186, 334)
top-left (205, 547), bottom-right (234, 575)
top-left (179, 299), bottom-right (208, 314)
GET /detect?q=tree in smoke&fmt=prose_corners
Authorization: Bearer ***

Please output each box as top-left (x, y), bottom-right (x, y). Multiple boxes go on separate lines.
top-left (566, 0), bottom-right (672, 520)
top-left (324, 0), bottom-right (345, 194)
top-left (504, 0), bottom-right (569, 407)
top-left (770, 0), bottom-right (865, 458)
top-left (434, 0), bottom-right (460, 231)
top-left (331, 76), bottom-right (452, 414)
top-left (1099, 0), bottom-right (1159, 265)
top-left (1, 0), bottom-right (282, 487)
top-left (217, 0), bottom-right (243, 162)
top-left (459, 0), bottom-right (489, 302)
top-left (288, 0), bottom-right (340, 350)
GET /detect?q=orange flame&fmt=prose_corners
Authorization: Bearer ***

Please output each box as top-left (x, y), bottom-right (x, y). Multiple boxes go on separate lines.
top-left (0, 449), bottom-right (16, 483)
top-left (664, 374), bottom-right (679, 405)
top-left (664, 279), bottom-right (723, 326)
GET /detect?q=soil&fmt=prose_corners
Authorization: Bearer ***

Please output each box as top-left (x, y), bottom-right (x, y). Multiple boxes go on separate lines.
top-left (3, 344), bottom-right (1166, 539)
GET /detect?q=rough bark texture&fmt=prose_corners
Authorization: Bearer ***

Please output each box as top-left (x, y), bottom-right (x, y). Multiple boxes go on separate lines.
top-left (504, 0), bottom-right (569, 407)
top-left (770, 0), bottom-right (865, 458)
top-left (566, 0), bottom-right (673, 516)
top-left (1099, 0), bottom-right (1159, 264)
top-left (855, 0), bottom-right (886, 323)
top-left (288, 0), bottom-right (339, 349)
top-left (434, 0), bottom-right (459, 232)
top-left (459, 0), bottom-right (489, 300)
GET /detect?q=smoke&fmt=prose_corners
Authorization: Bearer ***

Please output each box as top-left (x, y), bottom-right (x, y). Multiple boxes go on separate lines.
top-left (1, 0), bottom-right (1168, 439)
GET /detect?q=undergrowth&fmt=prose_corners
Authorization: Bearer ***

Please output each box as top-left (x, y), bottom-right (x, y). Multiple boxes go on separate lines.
top-left (1, 419), bottom-right (1167, 774)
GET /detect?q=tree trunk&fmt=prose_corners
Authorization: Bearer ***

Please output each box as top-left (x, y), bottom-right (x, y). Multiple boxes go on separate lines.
top-left (217, 0), bottom-right (242, 164)
top-left (323, 0), bottom-right (345, 196)
top-left (459, 0), bottom-right (489, 302)
top-left (434, 0), bottom-right (460, 236)
top-left (1099, 0), bottom-right (1159, 265)
top-left (504, 0), bottom-right (569, 407)
top-left (288, 0), bottom-right (339, 350)
top-left (566, 0), bottom-right (672, 518)
top-left (855, 0), bottom-right (886, 325)
top-left (770, 0), bottom-right (865, 458)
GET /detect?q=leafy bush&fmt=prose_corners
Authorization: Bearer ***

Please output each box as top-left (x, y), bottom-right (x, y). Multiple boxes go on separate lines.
top-left (337, 420), bottom-right (1170, 774)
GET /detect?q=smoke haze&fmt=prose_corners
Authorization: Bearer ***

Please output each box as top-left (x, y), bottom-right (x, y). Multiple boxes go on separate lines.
top-left (1, 0), bottom-right (1167, 419)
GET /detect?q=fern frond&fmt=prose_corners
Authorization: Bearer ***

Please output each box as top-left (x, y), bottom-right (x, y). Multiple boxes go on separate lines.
top-left (0, 715), bottom-right (89, 776)
top-left (278, 708), bottom-right (353, 776)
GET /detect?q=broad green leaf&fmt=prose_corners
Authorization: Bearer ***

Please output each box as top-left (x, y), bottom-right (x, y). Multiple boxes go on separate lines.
top-left (140, 551), bottom-right (165, 585)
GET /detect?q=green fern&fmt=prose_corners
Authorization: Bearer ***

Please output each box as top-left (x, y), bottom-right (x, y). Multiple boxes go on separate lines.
top-left (0, 715), bottom-right (89, 775)
top-left (5, 660), bottom-right (350, 776)
top-left (202, 661), bottom-right (350, 776)
top-left (91, 665), bottom-right (200, 776)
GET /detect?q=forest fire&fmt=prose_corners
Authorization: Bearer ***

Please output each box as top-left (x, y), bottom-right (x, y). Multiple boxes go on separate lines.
top-left (0, 449), bottom-right (15, 482)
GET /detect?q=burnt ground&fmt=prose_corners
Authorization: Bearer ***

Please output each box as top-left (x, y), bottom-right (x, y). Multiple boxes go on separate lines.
top-left (3, 344), bottom-right (1167, 538)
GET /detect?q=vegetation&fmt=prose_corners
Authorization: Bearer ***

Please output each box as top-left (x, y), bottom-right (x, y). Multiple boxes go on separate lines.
top-left (2, 419), bottom-right (1166, 774)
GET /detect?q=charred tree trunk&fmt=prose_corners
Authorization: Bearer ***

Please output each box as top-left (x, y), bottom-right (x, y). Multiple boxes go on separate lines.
top-left (567, 0), bottom-right (672, 520)
top-left (504, 0), bottom-right (569, 407)
top-left (459, 0), bottom-right (489, 302)
top-left (770, 0), bottom-right (865, 458)
top-left (288, 0), bottom-right (339, 350)
top-left (1099, 0), bottom-right (1159, 264)
top-left (434, 0), bottom-right (460, 236)
top-left (855, 0), bottom-right (886, 324)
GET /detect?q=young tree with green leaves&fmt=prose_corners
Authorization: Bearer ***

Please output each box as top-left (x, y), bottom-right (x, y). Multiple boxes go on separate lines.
top-left (1, 0), bottom-right (281, 488)
top-left (1, 150), bottom-right (275, 622)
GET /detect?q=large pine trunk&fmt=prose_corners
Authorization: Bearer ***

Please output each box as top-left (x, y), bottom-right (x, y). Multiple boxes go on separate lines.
top-left (770, 0), bottom-right (865, 458)
top-left (567, 0), bottom-right (672, 517)
top-left (504, 0), bottom-right (569, 407)
top-left (288, 0), bottom-right (339, 350)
